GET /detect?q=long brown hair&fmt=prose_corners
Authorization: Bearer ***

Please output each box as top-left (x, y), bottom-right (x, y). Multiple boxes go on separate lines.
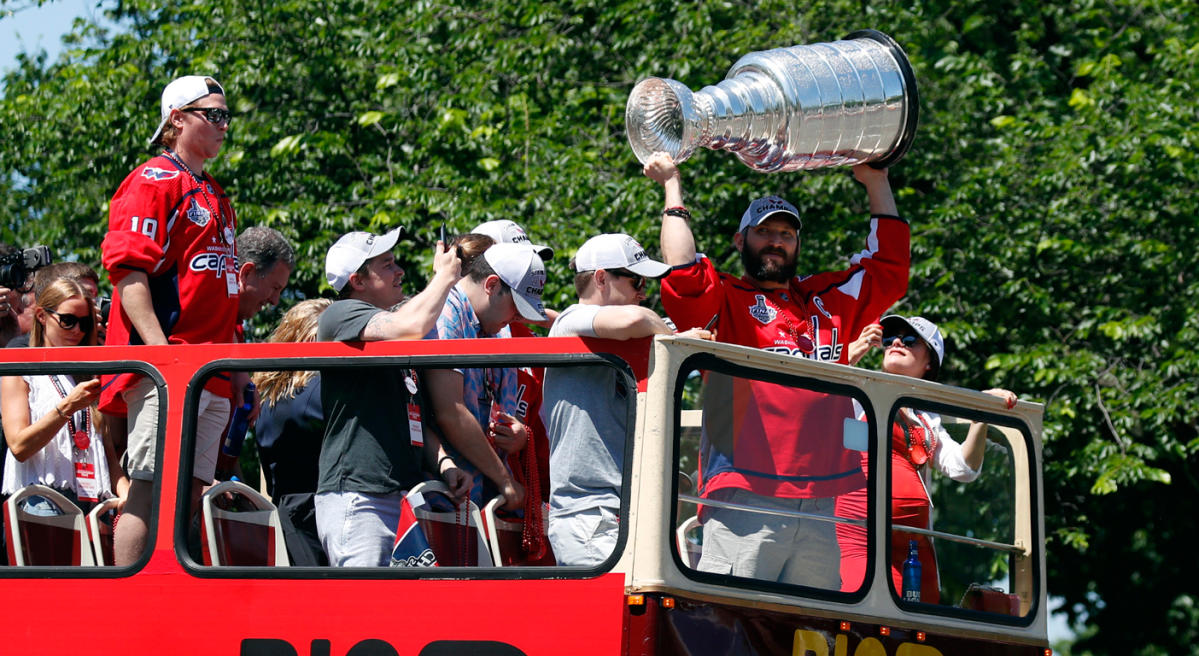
top-left (31, 278), bottom-right (97, 347)
top-left (251, 299), bottom-right (331, 405)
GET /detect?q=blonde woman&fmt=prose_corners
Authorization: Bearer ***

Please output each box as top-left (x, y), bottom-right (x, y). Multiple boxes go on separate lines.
top-left (252, 299), bottom-right (331, 565)
top-left (1, 278), bottom-right (127, 514)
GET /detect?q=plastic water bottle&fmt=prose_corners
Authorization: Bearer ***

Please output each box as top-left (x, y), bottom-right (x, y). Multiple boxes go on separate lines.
top-left (901, 539), bottom-right (922, 602)
top-left (221, 382), bottom-right (255, 457)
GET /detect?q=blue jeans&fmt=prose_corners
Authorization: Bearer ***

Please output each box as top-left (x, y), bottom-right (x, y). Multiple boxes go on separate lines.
top-left (314, 490), bottom-right (403, 567)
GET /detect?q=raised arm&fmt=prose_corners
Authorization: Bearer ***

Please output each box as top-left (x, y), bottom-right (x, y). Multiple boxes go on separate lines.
top-left (852, 164), bottom-right (899, 217)
top-left (961, 388), bottom-right (1019, 471)
top-left (644, 152), bottom-right (696, 266)
top-left (361, 242), bottom-right (463, 341)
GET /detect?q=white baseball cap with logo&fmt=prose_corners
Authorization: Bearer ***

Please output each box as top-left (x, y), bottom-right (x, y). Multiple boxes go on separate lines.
top-left (738, 195), bottom-right (803, 232)
top-left (472, 220), bottom-right (554, 261)
top-left (483, 242), bottom-right (548, 322)
top-left (571, 233), bottom-right (671, 279)
top-left (880, 314), bottom-right (945, 372)
top-left (150, 75), bottom-right (226, 145)
top-left (325, 227), bottom-right (405, 292)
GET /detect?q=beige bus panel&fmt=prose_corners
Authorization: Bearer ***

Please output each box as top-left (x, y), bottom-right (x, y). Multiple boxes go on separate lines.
top-left (625, 335), bottom-right (1048, 646)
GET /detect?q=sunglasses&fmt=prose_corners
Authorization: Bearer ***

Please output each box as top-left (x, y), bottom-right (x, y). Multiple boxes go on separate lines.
top-left (181, 107), bottom-right (232, 126)
top-left (45, 309), bottom-right (94, 334)
top-left (607, 269), bottom-right (647, 292)
top-left (883, 334), bottom-right (922, 348)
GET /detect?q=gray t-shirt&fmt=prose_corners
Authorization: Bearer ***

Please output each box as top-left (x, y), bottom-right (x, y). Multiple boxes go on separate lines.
top-left (315, 299), bottom-right (420, 495)
top-left (541, 304), bottom-right (633, 517)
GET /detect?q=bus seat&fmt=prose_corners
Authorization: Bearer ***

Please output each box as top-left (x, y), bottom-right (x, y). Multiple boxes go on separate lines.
top-left (85, 497), bottom-right (121, 566)
top-left (200, 480), bottom-right (289, 567)
top-left (405, 481), bottom-right (492, 567)
top-left (480, 497), bottom-right (555, 567)
top-left (2, 485), bottom-right (94, 567)
top-left (676, 515), bottom-right (702, 568)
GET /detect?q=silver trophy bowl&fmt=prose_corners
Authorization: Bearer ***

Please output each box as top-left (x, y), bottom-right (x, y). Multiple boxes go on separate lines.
top-left (626, 30), bottom-right (919, 171)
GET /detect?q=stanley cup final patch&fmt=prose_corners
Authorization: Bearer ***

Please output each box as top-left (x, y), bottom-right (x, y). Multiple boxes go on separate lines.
top-left (186, 198), bottom-right (212, 227)
top-left (748, 294), bottom-right (777, 325)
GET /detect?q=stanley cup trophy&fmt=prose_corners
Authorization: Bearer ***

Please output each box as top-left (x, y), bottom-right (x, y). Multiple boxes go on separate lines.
top-left (625, 30), bottom-right (918, 172)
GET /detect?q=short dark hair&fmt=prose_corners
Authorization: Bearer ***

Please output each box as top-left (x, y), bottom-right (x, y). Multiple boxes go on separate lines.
top-left (237, 226), bottom-right (295, 276)
top-left (32, 262), bottom-right (100, 297)
top-left (336, 260), bottom-right (371, 300)
top-left (573, 270), bottom-right (595, 297)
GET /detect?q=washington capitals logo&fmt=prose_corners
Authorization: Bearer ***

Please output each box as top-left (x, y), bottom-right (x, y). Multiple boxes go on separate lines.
top-left (141, 167), bottom-right (179, 182)
top-left (748, 295), bottom-right (777, 325)
top-left (389, 497), bottom-right (439, 568)
top-left (185, 198), bottom-right (211, 227)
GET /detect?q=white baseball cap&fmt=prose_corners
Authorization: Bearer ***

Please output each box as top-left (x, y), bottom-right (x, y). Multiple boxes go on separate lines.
top-left (483, 242), bottom-right (548, 322)
top-left (149, 75), bottom-right (226, 145)
top-left (571, 233), bottom-right (670, 279)
top-left (325, 228), bottom-right (404, 292)
top-left (738, 195), bottom-right (802, 232)
top-left (880, 314), bottom-right (945, 375)
top-left (472, 220), bottom-right (554, 260)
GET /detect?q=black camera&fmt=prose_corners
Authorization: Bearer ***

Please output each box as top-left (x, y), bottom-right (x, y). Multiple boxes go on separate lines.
top-left (0, 246), bottom-right (52, 292)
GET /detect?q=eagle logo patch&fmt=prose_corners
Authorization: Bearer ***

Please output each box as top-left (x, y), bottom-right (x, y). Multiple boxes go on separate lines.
top-left (141, 167), bottom-right (179, 182)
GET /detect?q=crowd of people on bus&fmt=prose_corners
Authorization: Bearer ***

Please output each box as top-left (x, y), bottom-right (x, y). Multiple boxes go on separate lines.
top-left (0, 74), bottom-right (1020, 601)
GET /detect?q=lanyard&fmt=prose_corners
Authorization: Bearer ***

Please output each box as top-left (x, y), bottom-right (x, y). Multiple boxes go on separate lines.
top-left (162, 149), bottom-right (232, 246)
top-left (47, 375), bottom-right (91, 451)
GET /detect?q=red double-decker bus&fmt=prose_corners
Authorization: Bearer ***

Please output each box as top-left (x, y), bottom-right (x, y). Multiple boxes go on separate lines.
top-left (0, 334), bottom-right (1047, 655)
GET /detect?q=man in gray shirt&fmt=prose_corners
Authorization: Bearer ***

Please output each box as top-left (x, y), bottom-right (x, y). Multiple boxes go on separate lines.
top-left (314, 227), bottom-right (467, 566)
top-left (541, 233), bottom-right (711, 565)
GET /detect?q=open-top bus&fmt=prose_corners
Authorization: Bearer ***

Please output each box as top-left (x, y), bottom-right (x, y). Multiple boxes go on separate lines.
top-left (0, 333), bottom-right (1046, 655)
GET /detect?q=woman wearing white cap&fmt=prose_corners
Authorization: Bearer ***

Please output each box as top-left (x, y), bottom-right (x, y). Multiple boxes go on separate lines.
top-left (836, 315), bottom-right (1018, 602)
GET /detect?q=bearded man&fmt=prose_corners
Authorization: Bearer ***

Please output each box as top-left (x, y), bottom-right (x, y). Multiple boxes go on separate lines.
top-left (644, 152), bottom-right (909, 587)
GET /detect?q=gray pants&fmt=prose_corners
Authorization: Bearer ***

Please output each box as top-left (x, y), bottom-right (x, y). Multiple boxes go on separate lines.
top-left (696, 488), bottom-right (840, 588)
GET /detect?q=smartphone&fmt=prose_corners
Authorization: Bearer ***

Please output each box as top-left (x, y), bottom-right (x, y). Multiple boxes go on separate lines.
top-left (439, 223), bottom-right (447, 245)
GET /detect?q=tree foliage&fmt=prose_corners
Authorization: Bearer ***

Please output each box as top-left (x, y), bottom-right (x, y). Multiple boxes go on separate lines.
top-left (2, 0), bottom-right (1197, 652)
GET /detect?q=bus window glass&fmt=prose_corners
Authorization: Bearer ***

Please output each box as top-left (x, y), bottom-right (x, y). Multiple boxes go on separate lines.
top-left (674, 360), bottom-right (872, 596)
top-left (187, 358), bottom-right (635, 572)
top-left (887, 405), bottom-right (1032, 618)
top-left (1, 366), bottom-right (156, 570)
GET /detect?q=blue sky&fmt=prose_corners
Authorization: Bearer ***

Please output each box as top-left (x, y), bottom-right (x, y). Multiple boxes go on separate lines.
top-left (0, 0), bottom-right (99, 75)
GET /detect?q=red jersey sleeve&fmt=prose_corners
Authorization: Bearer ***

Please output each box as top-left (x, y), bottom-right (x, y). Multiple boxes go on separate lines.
top-left (794, 215), bottom-right (910, 362)
top-left (661, 257), bottom-right (725, 331)
top-left (103, 159), bottom-right (181, 284)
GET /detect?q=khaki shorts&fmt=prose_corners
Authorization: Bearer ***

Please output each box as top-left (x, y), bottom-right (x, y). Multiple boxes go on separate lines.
top-left (122, 376), bottom-right (231, 483)
top-left (696, 488), bottom-right (840, 589)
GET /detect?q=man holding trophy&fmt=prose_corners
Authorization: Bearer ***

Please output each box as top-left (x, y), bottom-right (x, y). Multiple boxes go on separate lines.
top-left (644, 151), bottom-right (909, 587)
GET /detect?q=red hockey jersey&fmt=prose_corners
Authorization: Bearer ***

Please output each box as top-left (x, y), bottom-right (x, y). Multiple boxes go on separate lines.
top-left (100, 154), bottom-right (239, 411)
top-left (661, 215), bottom-right (910, 500)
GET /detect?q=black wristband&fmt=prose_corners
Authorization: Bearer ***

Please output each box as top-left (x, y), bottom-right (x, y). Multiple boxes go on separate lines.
top-left (437, 455), bottom-right (454, 470)
top-left (664, 207), bottom-right (692, 221)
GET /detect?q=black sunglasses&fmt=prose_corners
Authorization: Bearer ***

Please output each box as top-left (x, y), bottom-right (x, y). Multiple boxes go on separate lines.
top-left (607, 269), bottom-right (647, 292)
top-left (181, 107), bottom-right (232, 126)
top-left (45, 309), bottom-right (94, 334)
top-left (883, 334), bottom-right (922, 348)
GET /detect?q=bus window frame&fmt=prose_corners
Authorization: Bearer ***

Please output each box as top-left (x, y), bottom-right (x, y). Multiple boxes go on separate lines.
top-left (178, 351), bottom-right (640, 579)
top-left (0, 358), bottom-right (165, 578)
top-left (667, 352), bottom-right (878, 604)
top-left (884, 395), bottom-right (1042, 628)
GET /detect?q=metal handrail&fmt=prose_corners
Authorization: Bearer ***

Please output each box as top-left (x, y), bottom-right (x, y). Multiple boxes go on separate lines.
top-left (677, 494), bottom-right (1024, 555)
